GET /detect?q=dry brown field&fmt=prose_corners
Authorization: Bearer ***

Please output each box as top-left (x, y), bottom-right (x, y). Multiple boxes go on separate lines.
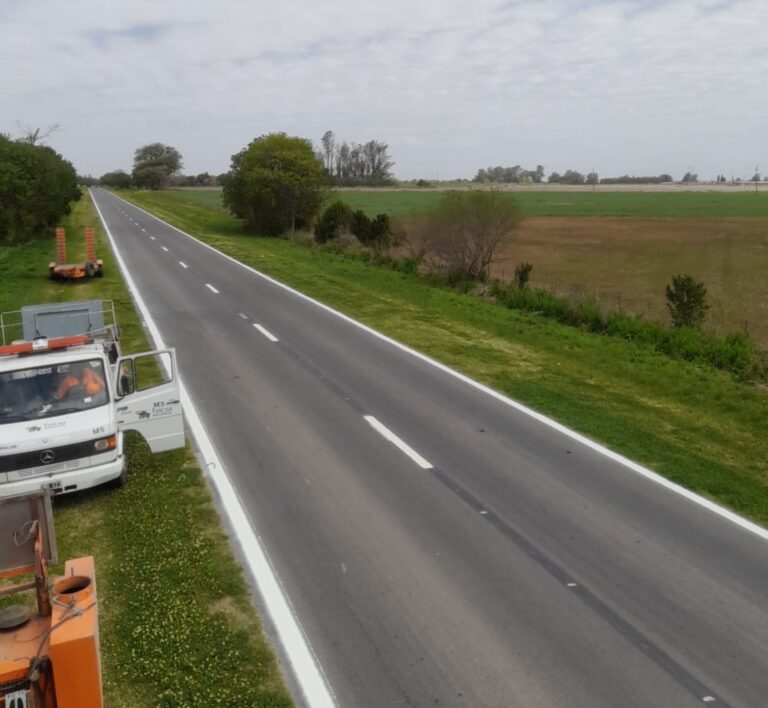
top-left (492, 217), bottom-right (768, 346)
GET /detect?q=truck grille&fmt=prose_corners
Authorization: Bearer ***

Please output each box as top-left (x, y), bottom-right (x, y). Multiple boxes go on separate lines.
top-left (0, 439), bottom-right (94, 473)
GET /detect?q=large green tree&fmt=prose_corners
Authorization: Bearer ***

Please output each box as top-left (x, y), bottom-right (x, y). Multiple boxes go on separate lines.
top-left (223, 133), bottom-right (328, 235)
top-left (99, 170), bottom-right (133, 189)
top-left (0, 134), bottom-right (80, 244)
top-left (132, 143), bottom-right (183, 189)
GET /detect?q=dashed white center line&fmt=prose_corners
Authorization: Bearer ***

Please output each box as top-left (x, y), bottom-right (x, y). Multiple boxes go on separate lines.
top-left (150, 236), bottom-right (156, 241)
top-left (205, 283), bottom-right (220, 294)
top-left (178, 261), bottom-right (188, 269)
top-left (161, 246), bottom-right (169, 252)
top-left (364, 415), bottom-right (433, 469)
top-left (253, 323), bottom-right (279, 342)
top-left (141, 228), bottom-right (146, 232)
top-left (238, 312), bottom-right (249, 320)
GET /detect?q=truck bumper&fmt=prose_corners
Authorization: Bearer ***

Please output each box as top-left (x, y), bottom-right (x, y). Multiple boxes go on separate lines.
top-left (0, 454), bottom-right (125, 498)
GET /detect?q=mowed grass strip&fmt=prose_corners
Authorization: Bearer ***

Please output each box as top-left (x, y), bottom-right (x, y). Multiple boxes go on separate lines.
top-left (120, 189), bottom-right (768, 526)
top-left (0, 193), bottom-right (292, 707)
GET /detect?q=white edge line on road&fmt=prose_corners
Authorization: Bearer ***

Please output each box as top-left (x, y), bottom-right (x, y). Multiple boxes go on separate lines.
top-left (254, 323), bottom-right (279, 342)
top-left (90, 190), bottom-right (337, 708)
top-left (364, 416), bottom-right (433, 469)
top-left (178, 261), bottom-right (188, 269)
top-left (107, 190), bottom-right (768, 542)
top-left (205, 283), bottom-right (220, 294)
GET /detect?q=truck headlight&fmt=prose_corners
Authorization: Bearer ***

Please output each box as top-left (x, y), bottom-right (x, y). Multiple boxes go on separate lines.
top-left (94, 435), bottom-right (117, 452)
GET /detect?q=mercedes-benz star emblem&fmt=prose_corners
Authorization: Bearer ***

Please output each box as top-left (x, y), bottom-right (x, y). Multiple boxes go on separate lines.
top-left (40, 449), bottom-right (55, 464)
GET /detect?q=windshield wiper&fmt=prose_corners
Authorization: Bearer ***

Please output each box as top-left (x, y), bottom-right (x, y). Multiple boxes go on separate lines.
top-left (48, 407), bottom-right (84, 416)
top-left (0, 415), bottom-right (31, 423)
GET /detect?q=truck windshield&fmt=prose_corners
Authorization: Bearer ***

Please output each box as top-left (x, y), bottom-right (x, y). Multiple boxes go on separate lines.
top-left (0, 359), bottom-right (109, 424)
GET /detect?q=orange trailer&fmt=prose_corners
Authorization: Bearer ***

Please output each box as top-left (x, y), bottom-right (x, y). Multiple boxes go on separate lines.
top-left (48, 227), bottom-right (103, 281)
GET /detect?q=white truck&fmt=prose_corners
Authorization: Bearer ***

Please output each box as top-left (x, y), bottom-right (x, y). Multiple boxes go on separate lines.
top-left (0, 300), bottom-right (184, 498)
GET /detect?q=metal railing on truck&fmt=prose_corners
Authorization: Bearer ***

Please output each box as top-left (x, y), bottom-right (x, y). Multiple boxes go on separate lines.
top-left (0, 300), bottom-right (119, 348)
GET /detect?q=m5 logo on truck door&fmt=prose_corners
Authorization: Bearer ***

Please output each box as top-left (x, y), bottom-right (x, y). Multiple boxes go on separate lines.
top-left (151, 400), bottom-right (174, 417)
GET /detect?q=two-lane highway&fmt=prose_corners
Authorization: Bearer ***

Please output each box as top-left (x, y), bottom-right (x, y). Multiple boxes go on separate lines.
top-left (91, 188), bottom-right (768, 707)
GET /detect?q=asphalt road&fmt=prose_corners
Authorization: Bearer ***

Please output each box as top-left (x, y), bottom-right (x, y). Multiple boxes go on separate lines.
top-left (91, 188), bottom-right (768, 708)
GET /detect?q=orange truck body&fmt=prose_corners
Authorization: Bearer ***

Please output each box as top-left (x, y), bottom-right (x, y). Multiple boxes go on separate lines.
top-left (0, 557), bottom-right (103, 707)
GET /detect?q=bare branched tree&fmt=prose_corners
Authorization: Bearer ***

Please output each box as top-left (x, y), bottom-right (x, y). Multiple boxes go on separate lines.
top-left (321, 130), bottom-right (335, 173)
top-left (323, 133), bottom-right (394, 184)
top-left (420, 190), bottom-right (524, 282)
top-left (15, 121), bottom-right (61, 145)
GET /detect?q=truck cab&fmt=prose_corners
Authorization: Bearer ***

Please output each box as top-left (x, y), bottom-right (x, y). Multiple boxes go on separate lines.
top-left (0, 300), bottom-right (184, 498)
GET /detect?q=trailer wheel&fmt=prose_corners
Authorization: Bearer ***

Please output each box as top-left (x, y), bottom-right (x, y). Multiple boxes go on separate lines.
top-left (95, 266), bottom-right (103, 278)
top-left (84, 262), bottom-right (96, 278)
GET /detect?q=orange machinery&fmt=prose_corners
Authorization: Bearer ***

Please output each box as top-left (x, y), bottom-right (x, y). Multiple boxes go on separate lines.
top-left (48, 227), bottom-right (103, 281)
top-left (0, 492), bottom-right (103, 707)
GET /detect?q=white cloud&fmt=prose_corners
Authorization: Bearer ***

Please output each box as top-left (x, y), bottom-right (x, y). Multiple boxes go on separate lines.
top-left (1, 0), bottom-right (766, 179)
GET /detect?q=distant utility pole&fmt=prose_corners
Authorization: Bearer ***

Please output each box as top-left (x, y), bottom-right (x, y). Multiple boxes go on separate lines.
top-left (755, 165), bottom-right (760, 195)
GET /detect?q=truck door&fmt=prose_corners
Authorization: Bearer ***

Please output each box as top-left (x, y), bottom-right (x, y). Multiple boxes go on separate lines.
top-left (113, 349), bottom-right (184, 453)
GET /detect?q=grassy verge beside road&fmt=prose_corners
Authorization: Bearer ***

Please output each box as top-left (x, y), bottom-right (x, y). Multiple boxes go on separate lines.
top-left (119, 189), bottom-right (768, 527)
top-left (0, 194), bottom-right (292, 707)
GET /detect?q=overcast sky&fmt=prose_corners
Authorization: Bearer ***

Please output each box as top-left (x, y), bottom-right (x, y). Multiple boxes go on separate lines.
top-left (1, 0), bottom-right (766, 180)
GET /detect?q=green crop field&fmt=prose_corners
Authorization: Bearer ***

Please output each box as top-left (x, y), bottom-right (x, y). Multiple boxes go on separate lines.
top-left (166, 186), bottom-right (768, 218)
top-left (339, 189), bottom-right (768, 218)
top-left (119, 189), bottom-right (768, 529)
top-left (0, 193), bottom-right (292, 707)
top-left (166, 187), bottom-right (228, 212)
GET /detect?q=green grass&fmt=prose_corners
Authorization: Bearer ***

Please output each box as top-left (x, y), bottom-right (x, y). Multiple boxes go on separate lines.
top-left (340, 189), bottom-right (768, 218)
top-left (164, 186), bottom-right (768, 218)
top-left (119, 189), bottom-right (768, 527)
top-left (0, 194), bottom-right (292, 707)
